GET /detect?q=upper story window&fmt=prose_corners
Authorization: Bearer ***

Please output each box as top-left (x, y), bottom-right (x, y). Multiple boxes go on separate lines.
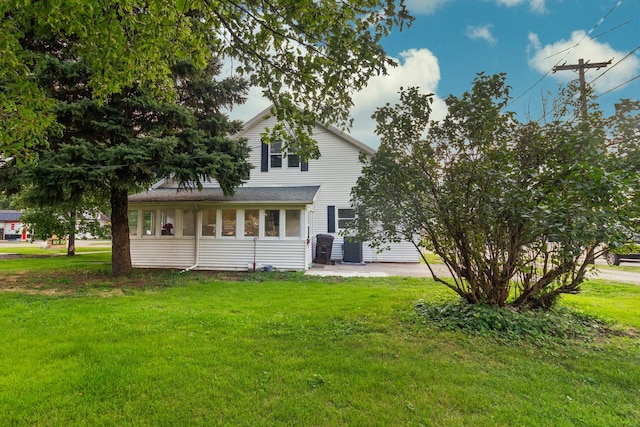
top-left (270, 141), bottom-right (283, 168)
top-left (287, 152), bottom-right (299, 168)
top-left (269, 141), bottom-right (299, 169)
top-left (262, 141), bottom-right (308, 172)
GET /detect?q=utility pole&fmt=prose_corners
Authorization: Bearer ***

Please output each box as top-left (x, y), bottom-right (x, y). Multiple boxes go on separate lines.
top-left (553, 58), bottom-right (612, 266)
top-left (552, 58), bottom-right (612, 117)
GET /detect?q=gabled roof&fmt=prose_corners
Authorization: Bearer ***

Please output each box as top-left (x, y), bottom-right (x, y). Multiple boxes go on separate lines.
top-left (129, 186), bottom-right (321, 204)
top-left (0, 210), bottom-right (21, 222)
top-left (236, 105), bottom-right (376, 156)
top-left (143, 106), bottom-right (375, 192)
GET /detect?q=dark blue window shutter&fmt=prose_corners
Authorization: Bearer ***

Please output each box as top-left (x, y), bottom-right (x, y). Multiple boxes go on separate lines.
top-left (261, 142), bottom-right (269, 172)
top-left (327, 206), bottom-right (335, 233)
top-left (301, 159), bottom-right (308, 171)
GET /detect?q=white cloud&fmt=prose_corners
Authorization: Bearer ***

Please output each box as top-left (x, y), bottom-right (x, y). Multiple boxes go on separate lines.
top-left (349, 48), bottom-right (448, 147)
top-left (225, 85), bottom-right (271, 126)
top-left (496, 0), bottom-right (546, 13)
top-left (229, 49), bottom-right (447, 147)
top-left (404, 0), bottom-right (452, 15)
top-left (466, 24), bottom-right (497, 46)
top-left (225, 49), bottom-right (447, 149)
top-left (528, 30), bottom-right (640, 94)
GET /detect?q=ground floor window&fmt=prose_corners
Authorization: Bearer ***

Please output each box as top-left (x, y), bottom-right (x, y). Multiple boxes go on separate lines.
top-left (161, 209), bottom-right (175, 236)
top-left (285, 210), bottom-right (301, 237)
top-left (202, 209), bottom-right (216, 237)
top-left (183, 209), bottom-right (196, 236)
top-left (222, 209), bottom-right (236, 237)
top-left (128, 211), bottom-right (138, 236)
top-left (265, 210), bottom-right (280, 237)
top-left (244, 209), bottom-right (259, 237)
top-left (129, 207), bottom-right (304, 240)
top-left (338, 208), bottom-right (356, 231)
top-left (143, 210), bottom-right (155, 236)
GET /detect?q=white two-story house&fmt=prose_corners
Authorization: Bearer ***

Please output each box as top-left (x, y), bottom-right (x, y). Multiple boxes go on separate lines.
top-left (127, 107), bottom-right (419, 271)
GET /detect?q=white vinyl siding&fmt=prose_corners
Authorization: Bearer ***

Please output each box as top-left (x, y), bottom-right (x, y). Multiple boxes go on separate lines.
top-left (238, 117), bottom-right (367, 255)
top-left (130, 236), bottom-right (309, 271)
top-left (133, 112), bottom-right (420, 267)
top-left (130, 239), bottom-right (196, 268)
top-left (129, 205), bottom-right (311, 271)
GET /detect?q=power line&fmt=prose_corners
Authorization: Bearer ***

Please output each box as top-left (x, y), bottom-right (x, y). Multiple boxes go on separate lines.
top-left (507, 0), bottom-right (625, 109)
top-left (589, 45), bottom-right (640, 85)
top-left (544, 19), bottom-right (634, 60)
top-left (597, 73), bottom-right (640, 97)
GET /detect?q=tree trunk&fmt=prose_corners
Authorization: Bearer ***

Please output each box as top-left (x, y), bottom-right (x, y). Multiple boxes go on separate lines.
top-left (110, 186), bottom-right (132, 277)
top-left (67, 211), bottom-right (76, 256)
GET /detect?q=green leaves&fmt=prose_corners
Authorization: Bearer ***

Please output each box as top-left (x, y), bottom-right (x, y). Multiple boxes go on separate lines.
top-left (352, 73), bottom-right (640, 310)
top-left (1, 0), bottom-right (412, 159)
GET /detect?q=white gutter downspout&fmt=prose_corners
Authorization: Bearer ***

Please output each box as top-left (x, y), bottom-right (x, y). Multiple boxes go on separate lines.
top-left (181, 205), bottom-right (201, 273)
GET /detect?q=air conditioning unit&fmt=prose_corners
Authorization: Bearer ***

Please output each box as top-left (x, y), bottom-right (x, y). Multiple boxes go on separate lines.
top-left (342, 237), bottom-right (363, 264)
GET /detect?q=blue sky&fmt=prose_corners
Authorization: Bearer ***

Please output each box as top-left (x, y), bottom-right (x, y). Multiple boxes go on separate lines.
top-left (231, 0), bottom-right (640, 148)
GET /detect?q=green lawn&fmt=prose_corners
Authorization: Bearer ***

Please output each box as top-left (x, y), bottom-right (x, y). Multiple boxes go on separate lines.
top-left (0, 253), bottom-right (638, 426)
top-left (0, 243), bottom-right (111, 257)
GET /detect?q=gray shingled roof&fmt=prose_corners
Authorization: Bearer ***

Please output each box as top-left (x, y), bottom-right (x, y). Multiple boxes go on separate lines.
top-left (129, 186), bottom-right (321, 204)
top-left (0, 210), bottom-right (21, 222)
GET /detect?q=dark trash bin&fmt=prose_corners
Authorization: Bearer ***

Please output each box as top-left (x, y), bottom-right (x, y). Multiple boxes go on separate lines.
top-left (314, 234), bottom-right (334, 264)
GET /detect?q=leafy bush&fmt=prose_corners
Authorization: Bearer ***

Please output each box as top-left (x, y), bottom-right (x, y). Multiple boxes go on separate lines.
top-left (609, 242), bottom-right (640, 256)
top-left (414, 300), bottom-right (615, 345)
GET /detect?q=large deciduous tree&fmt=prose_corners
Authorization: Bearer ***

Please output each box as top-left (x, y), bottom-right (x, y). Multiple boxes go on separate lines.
top-left (1, 0), bottom-right (412, 161)
top-left (351, 73), bottom-right (640, 310)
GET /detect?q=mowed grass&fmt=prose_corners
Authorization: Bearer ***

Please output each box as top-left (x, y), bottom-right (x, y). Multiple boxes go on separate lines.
top-left (0, 242), bottom-right (111, 257)
top-left (0, 252), bottom-right (639, 426)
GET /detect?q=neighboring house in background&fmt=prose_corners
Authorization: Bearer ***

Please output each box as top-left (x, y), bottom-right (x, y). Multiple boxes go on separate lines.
top-left (127, 107), bottom-right (419, 271)
top-left (0, 210), bottom-right (26, 240)
top-left (75, 212), bottom-right (112, 240)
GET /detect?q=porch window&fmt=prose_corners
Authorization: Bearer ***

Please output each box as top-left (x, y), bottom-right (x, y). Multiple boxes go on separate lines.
top-left (161, 209), bottom-right (175, 236)
top-left (143, 210), bottom-right (155, 236)
top-left (244, 209), bottom-right (259, 237)
top-left (264, 210), bottom-right (280, 237)
top-left (128, 211), bottom-right (138, 236)
top-left (222, 209), bottom-right (237, 236)
top-left (183, 209), bottom-right (196, 236)
top-left (285, 210), bottom-right (301, 237)
top-left (338, 208), bottom-right (356, 231)
top-left (202, 209), bottom-right (217, 237)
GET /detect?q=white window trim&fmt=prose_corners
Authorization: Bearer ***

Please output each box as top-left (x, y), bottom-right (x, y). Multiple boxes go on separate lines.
top-left (219, 208), bottom-right (238, 239)
top-left (200, 208), bottom-right (218, 239)
top-left (284, 209), bottom-right (303, 239)
top-left (337, 207), bottom-right (356, 232)
top-left (263, 208), bottom-right (282, 239)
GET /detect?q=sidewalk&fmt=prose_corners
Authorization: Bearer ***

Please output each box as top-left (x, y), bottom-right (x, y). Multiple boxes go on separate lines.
top-left (306, 260), bottom-right (640, 285)
top-left (306, 261), bottom-right (449, 278)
